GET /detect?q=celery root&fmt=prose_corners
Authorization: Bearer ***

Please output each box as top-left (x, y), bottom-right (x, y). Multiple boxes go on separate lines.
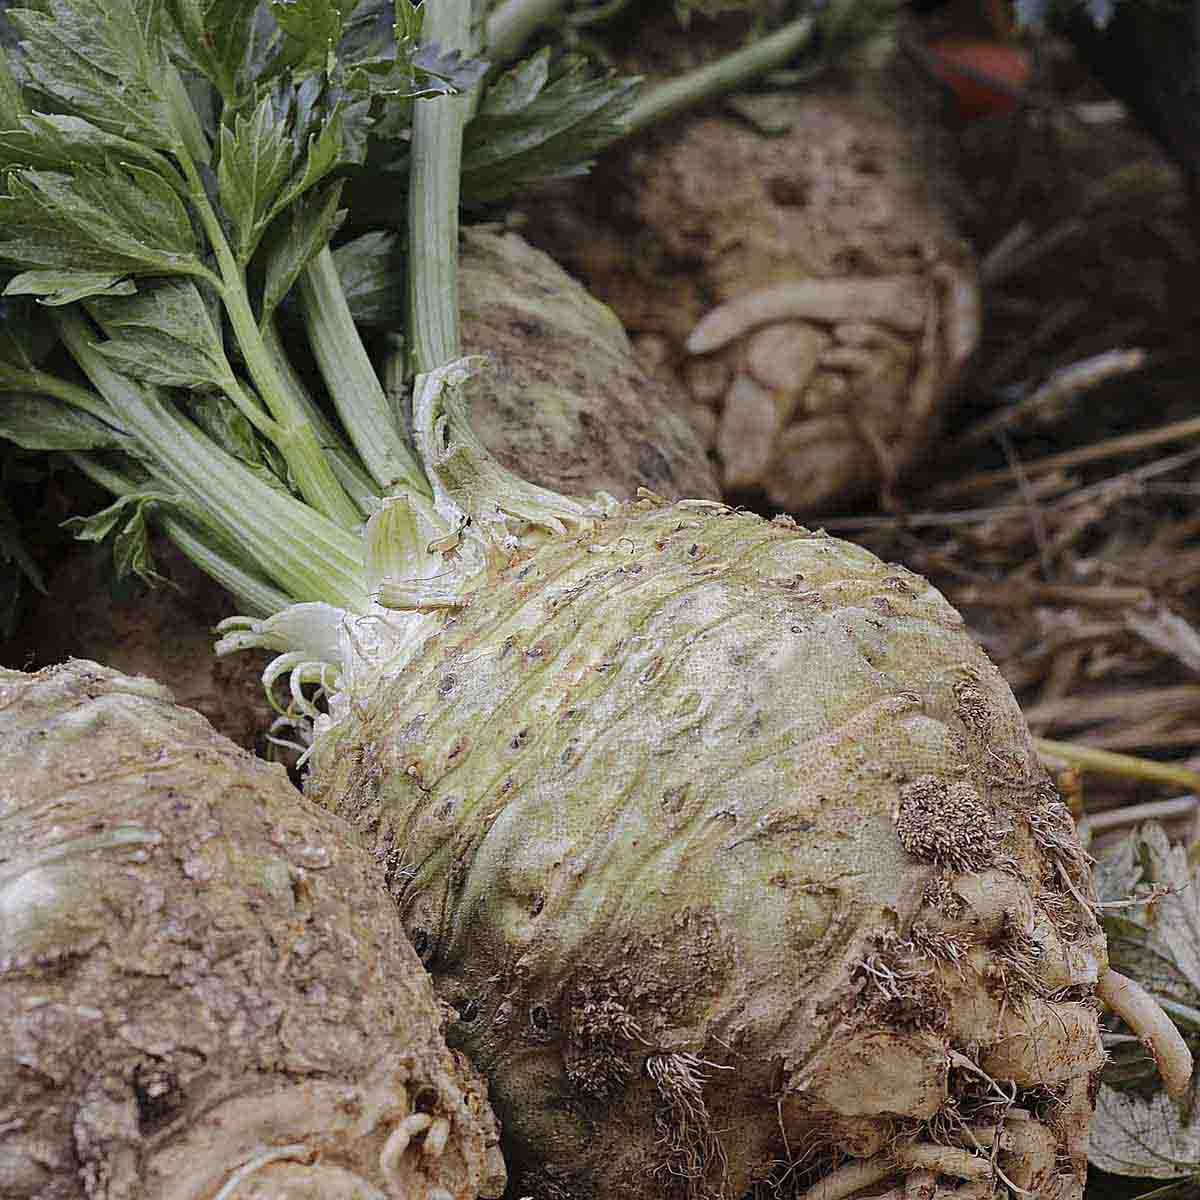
top-left (306, 497), bottom-right (1116, 1200)
top-left (0, 660), bottom-right (505, 1200)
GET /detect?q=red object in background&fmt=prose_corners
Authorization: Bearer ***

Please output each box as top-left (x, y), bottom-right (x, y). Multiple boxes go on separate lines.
top-left (922, 37), bottom-right (1032, 120)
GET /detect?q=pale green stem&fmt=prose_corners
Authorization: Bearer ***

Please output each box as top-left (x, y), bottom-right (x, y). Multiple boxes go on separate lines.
top-left (175, 155), bottom-right (360, 529)
top-left (623, 14), bottom-right (817, 135)
top-left (1036, 737), bottom-right (1200, 793)
top-left (298, 246), bottom-right (430, 496)
top-left (55, 309), bottom-right (369, 611)
top-left (407, 0), bottom-right (479, 371)
top-left (259, 317), bottom-right (381, 516)
top-left (484, 0), bottom-right (570, 64)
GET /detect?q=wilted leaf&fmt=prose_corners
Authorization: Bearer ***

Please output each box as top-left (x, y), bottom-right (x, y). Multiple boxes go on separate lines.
top-left (64, 489), bottom-right (173, 585)
top-left (1091, 1085), bottom-right (1200, 1178)
top-left (1095, 823), bottom-right (1200, 1014)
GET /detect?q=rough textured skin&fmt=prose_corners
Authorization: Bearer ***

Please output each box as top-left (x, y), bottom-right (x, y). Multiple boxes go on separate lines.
top-left (0, 661), bottom-right (505, 1200)
top-left (522, 63), bottom-right (980, 512)
top-left (461, 228), bottom-right (721, 503)
top-left (307, 498), bottom-right (1106, 1200)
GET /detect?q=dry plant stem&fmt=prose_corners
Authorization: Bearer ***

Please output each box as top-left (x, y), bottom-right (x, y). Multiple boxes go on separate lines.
top-left (952, 348), bottom-right (1147, 453)
top-left (1096, 968), bottom-right (1195, 1099)
top-left (931, 412), bottom-right (1200, 502)
top-left (1077, 795), bottom-right (1197, 839)
top-left (1035, 737), bottom-right (1200, 792)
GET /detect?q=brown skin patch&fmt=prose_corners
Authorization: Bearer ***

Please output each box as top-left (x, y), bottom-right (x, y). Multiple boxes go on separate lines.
top-left (0, 661), bottom-right (504, 1200)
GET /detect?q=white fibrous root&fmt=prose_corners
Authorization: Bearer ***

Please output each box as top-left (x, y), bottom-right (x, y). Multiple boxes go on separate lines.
top-left (424, 1118), bottom-right (452, 1159)
top-left (380, 1113), bottom-right (433, 1182)
top-left (797, 1156), bottom-right (895, 1200)
top-left (1097, 967), bottom-right (1194, 1098)
top-left (895, 1145), bottom-right (991, 1181)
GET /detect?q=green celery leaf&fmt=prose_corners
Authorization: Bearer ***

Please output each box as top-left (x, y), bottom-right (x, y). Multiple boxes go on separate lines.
top-left (0, 294), bottom-right (58, 368)
top-left (392, 0), bottom-right (420, 49)
top-left (339, 0), bottom-right (396, 63)
top-left (0, 112), bottom-right (174, 175)
top-left (409, 38), bottom-right (488, 94)
top-left (478, 47), bottom-right (550, 117)
top-left (112, 499), bottom-right (165, 584)
top-left (88, 277), bottom-right (233, 388)
top-left (0, 162), bottom-right (201, 276)
top-left (5, 268), bottom-right (137, 305)
top-left (268, 0), bottom-right (351, 72)
top-left (0, 28), bottom-right (28, 126)
top-left (329, 228), bottom-right (403, 327)
top-left (9, 0), bottom-right (183, 151)
top-left (0, 392), bottom-right (125, 449)
top-left (188, 388), bottom-right (258, 459)
top-left (218, 91), bottom-right (295, 262)
top-left (460, 54), bottom-right (639, 202)
top-left (64, 489), bottom-right (173, 585)
top-left (185, 388), bottom-right (294, 494)
top-left (258, 177), bottom-right (345, 323)
top-left (169, 0), bottom-right (259, 102)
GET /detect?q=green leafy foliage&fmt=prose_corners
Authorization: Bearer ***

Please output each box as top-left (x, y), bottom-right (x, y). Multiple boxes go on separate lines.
top-left (0, 163), bottom-right (199, 280)
top-left (258, 179), bottom-right (345, 323)
top-left (170, 0), bottom-right (260, 102)
top-left (88, 278), bottom-right (234, 389)
top-left (8, 0), bottom-right (182, 149)
top-left (329, 228), bottom-right (404, 326)
top-left (0, 294), bottom-right (58, 368)
top-left (0, 0), bottom-right (642, 613)
top-left (218, 94), bottom-right (296, 261)
top-left (461, 49), bottom-right (639, 201)
top-left (0, 394), bottom-right (125, 448)
top-left (63, 489), bottom-right (172, 584)
top-left (1090, 823), bottom-right (1200, 1178)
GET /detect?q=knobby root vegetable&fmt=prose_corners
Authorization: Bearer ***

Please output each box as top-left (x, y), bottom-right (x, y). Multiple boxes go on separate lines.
top-left (522, 64), bottom-right (981, 510)
top-left (0, 660), bottom-right (506, 1200)
top-left (461, 228), bottom-right (721, 504)
top-left (304, 493), bottom-right (1115, 1200)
